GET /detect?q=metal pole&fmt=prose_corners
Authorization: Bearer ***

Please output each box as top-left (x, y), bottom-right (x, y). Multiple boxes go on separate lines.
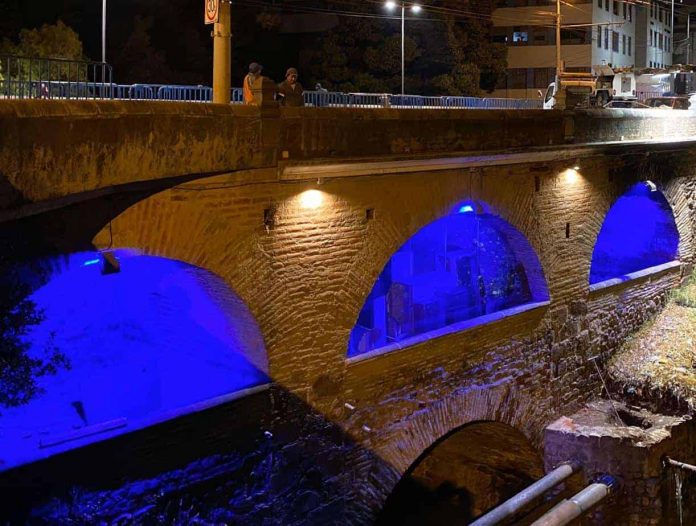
top-left (688, 13), bottom-right (691, 64)
top-left (672, 0), bottom-right (675, 65)
top-left (212, 0), bottom-right (232, 104)
top-left (556, 0), bottom-right (562, 76)
top-left (530, 476), bottom-right (617, 526)
top-left (471, 462), bottom-right (579, 526)
top-left (102, 0), bottom-right (106, 64)
top-left (666, 457), bottom-right (696, 474)
top-left (401, 2), bottom-right (405, 95)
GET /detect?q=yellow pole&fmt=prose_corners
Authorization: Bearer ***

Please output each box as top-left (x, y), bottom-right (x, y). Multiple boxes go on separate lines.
top-left (556, 0), bottom-right (562, 76)
top-left (212, 0), bottom-right (231, 104)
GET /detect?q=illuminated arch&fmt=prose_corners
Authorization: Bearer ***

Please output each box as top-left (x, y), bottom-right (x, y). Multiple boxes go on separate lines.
top-left (590, 182), bottom-right (679, 285)
top-left (1, 249), bottom-right (268, 471)
top-left (377, 421), bottom-right (544, 524)
top-left (348, 204), bottom-right (549, 358)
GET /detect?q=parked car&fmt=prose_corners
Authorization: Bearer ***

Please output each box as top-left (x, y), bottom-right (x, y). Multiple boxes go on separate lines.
top-left (644, 96), bottom-right (691, 110)
top-left (602, 100), bottom-right (650, 109)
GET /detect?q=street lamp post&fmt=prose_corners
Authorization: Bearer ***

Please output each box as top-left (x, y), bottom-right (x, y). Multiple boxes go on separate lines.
top-left (102, 0), bottom-right (107, 63)
top-left (385, 1), bottom-right (421, 96)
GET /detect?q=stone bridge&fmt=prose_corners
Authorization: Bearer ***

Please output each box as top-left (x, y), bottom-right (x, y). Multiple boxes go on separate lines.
top-left (2, 101), bottom-right (696, 524)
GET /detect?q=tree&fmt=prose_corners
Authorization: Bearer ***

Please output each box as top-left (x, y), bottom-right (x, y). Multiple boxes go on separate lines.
top-left (0, 20), bottom-right (83, 60)
top-left (302, 15), bottom-right (420, 93)
top-left (0, 242), bottom-right (68, 411)
top-left (302, 0), bottom-right (506, 96)
top-left (112, 15), bottom-right (172, 84)
top-left (0, 20), bottom-right (86, 86)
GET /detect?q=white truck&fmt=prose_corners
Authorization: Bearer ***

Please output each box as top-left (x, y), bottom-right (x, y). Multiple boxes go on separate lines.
top-left (543, 65), bottom-right (637, 109)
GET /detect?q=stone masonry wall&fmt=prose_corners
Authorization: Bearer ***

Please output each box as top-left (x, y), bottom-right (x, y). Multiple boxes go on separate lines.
top-left (545, 402), bottom-right (696, 526)
top-left (3, 145), bottom-right (696, 523)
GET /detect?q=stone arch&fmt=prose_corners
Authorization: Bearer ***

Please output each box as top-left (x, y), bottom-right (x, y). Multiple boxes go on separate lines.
top-left (589, 181), bottom-right (680, 285)
top-left (0, 248), bottom-right (268, 471)
top-left (347, 201), bottom-right (549, 358)
top-left (377, 419), bottom-right (544, 525)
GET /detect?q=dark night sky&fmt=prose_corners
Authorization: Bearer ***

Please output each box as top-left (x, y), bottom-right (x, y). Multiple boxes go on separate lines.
top-left (1, 0), bottom-right (349, 86)
top-left (4, 0), bottom-right (173, 58)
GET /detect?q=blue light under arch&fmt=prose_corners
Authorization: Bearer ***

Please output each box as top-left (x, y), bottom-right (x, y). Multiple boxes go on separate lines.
top-left (1, 251), bottom-right (268, 470)
top-left (348, 205), bottom-right (549, 358)
top-left (590, 182), bottom-right (679, 284)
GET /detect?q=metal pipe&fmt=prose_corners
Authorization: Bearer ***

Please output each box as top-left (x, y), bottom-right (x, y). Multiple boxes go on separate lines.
top-left (470, 462), bottom-right (579, 526)
top-left (530, 476), bottom-right (617, 526)
top-left (666, 457), bottom-right (696, 474)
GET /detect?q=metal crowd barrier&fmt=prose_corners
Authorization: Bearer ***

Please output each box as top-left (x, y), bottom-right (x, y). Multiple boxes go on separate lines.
top-left (1, 55), bottom-right (112, 100)
top-left (301, 91), bottom-right (542, 110)
top-left (0, 57), bottom-right (541, 109)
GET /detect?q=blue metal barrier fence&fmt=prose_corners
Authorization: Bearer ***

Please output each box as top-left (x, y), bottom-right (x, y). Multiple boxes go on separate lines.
top-left (1, 56), bottom-right (541, 109)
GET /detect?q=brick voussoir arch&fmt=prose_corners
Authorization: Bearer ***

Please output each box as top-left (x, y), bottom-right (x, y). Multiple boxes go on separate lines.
top-left (589, 180), bottom-right (685, 286)
top-left (358, 380), bottom-right (544, 518)
top-left (91, 193), bottom-right (273, 371)
top-left (346, 191), bottom-right (544, 318)
top-left (344, 191), bottom-right (550, 360)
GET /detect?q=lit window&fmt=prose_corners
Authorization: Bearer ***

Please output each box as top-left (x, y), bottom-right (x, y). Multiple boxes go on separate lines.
top-left (348, 206), bottom-right (549, 358)
top-left (590, 183), bottom-right (679, 285)
top-left (512, 31), bottom-right (529, 43)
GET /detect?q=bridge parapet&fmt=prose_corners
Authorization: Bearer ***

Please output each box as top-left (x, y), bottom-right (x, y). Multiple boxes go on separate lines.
top-left (2, 100), bottom-right (696, 219)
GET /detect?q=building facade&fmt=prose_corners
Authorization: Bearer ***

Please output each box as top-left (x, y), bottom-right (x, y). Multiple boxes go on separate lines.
top-left (492, 1), bottom-right (673, 98)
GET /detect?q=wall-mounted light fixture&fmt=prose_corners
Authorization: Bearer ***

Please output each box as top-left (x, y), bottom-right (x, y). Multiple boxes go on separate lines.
top-left (101, 250), bottom-right (120, 275)
top-left (563, 167), bottom-right (580, 184)
top-left (83, 251), bottom-right (120, 274)
top-left (458, 204), bottom-right (475, 214)
top-left (264, 207), bottom-right (276, 230)
top-left (300, 189), bottom-right (324, 210)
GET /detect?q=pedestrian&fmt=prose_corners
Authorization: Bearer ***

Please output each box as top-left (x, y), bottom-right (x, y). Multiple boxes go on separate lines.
top-left (277, 67), bottom-right (304, 107)
top-left (244, 62), bottom-right (263, 105)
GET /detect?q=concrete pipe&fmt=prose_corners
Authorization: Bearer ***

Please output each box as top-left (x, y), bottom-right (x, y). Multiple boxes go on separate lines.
top-left (470, 462), bottom-right (579, 526)
top-left (530, 476), bottom-right (617, 526)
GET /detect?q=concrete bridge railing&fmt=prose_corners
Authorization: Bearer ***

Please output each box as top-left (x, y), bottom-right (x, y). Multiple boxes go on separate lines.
top-left (2, 99), bottom-right (696, 220)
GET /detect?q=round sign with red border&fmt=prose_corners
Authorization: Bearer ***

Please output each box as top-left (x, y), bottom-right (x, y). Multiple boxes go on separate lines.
top-left (205, 0), bottom-right (219, 24)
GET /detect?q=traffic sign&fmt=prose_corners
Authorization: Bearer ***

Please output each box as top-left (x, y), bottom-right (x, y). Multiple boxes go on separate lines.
top-left (205, 0), bottom-right (219, 25)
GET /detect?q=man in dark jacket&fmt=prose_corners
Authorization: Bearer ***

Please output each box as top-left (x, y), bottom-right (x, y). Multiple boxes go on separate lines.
top-left (277, 67), bottom-right (304, 107)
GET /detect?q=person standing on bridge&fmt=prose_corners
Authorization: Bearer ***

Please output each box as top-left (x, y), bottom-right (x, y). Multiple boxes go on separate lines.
top-left (244, 62), bottom-right (263, 105)
top-left (276, 67), bottom-right (304, 107)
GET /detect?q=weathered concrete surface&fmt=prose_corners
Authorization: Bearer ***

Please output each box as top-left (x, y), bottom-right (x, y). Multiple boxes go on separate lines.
top-left (0, 101), bottom-right (565, 210)
top-left (4, 99), bottom-right (696, 218)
